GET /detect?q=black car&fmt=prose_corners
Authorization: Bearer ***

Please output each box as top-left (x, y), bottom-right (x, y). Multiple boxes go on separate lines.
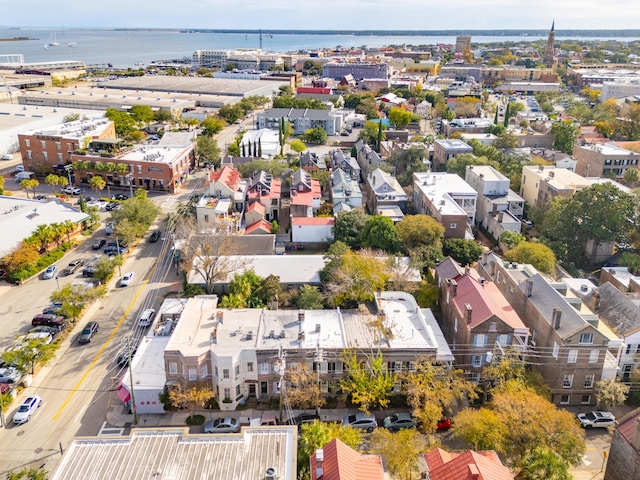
top-left (289, 413), bottom-right (320, 428)
top-left (78, 321), bottom-right (99, 344)
top-left (149, 231), bottom-right (161, 243)
top-left (82, 265), bottom-right (96, 277)
top-left (116, 346), bottom-right (137, 368)
top-left (105, 202), bottom-right (119, 211)
top-left (112, 194), bottom-right (128, 201)
top-left (92, 239), bottom-right (106, 250)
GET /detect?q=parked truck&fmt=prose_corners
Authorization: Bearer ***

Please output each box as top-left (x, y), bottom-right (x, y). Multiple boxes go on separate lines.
top-left (14, 171), bottom-right (35, 182)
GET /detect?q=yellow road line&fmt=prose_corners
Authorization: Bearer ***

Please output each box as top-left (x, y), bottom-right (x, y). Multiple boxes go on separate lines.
top-left (53, 279), bottom-right (149, 420)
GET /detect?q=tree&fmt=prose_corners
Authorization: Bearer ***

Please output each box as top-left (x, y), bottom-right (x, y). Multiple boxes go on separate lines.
top-left (551, 120), bottom-right (579, 155)
top-left (105, 108), bottom-right (136, 137)
top-left (334, 209), bottom-right (368, 248)
top-left (270, 220), bottom-right (279, 234)
top-left (624, 167), bottom-right (639, 185)
top-left (3, 242), bottom-right (39, 273)
top-left (503, 242), bottom-right (555, 273)
top-left (359, 120), bottom-right (385, 147)
top-left (360, 215), bottom-right (400, 253)
top-left (396, 215), bottom-right (444, 252)
top-left (619, 251), bottom-right (640, 275)
top-left (19, 179), bottom-right (39, 199)
top-left (3, 337), bottom-right (56, 375)
top-left (297, 285), bottom-right (324, 310)
top-left (93, 255), bottom-right (122, 285)
top-left (454, 408), bottom-right (507, 452)
top-left (44, 173), bottom-right (60, 193)
top-left (518, 447), bottom-right (571, 480)
top-left (339, 351), bottom-right (394, 414)
top-left (168, 381), bottom-right (215, 418)
top-left (57, 175), bottom-right (69, 189)
top-left (195, 135), bottom-right (221, 168)
top-left (89, 175), bottom-right (106, 195)
top-left (443, 238), bottom-right (484, 266)
top-left (109, 189), bottom-right (160, 238)
top-left (388, 107), bottom-right (413, 128)
top-left (454, 96), bottom-right (480, 118)
top-left (370, 428), bottom-right (427, 480)
top-left (446, 152), bottom-right (495, 178)
top-left (288, 139), bottom-right (306, 153)
top-left (503, 102), bottom-right (510, 127)
top-left (50, 282), bottom-right (106, 322)
top-left (297, 421), bottom-right (362, 478)
top-left (129, 105), bottom-right (154, 125)
top-left (284, 363), bottom-right (325, 410)
top-left (201, 115), bottom-right (226, 136)
top-left (32, 224), bottom-right (54, 252)
top-left (300, 126), bottom-right (328, 144)
top-left (217, 104), bottom-right (244, 124)
top-left (500, 230), bottom-right (526, 250)
top-left (594, 379), bottom-right (630, 410)
top-left (5, 467), bottom-right (48, 480)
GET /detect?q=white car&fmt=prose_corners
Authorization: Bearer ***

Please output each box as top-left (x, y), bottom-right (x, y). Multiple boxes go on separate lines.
top-left (62, 186), bottom-right (81, 195)
top-left (120, 272), bottom-right (135, 287)
top-left (576, 411), bottom-right (616, 428)
top-left (138, 308), bottom-right (156, 327)
top-left (13, 395), bottom-right (42, 425)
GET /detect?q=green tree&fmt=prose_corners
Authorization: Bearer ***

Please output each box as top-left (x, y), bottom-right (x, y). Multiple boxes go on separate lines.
top-left (360, 215), bottom-right (400, 253)
top-left (594, 379), bottom-right (630, 410)
top-left (359, 120), bottom-right (386, 147)
top-left (370, 428), bottom-right (427, 480)
top-left (105, 108), bottom-right (136, 137)
top-left (500, 230), bottom-right (526, 250)
top-left (297, 421), bottom-right (362, 479)
top-left (297, 285), bottom-right (324, 310)
top-left (288, 139), bottom-right (306, 153)
top-left (550, 120), bottom-right (580, 155)
top-left (50, 282), bottom-right (106, 322)
top-left (195, 135), bottom-right (221, 168)
top-left (624, 167), bottom-right (639, 185)
top-left (270, 220), bottom-right (279, 234)
top-left (504, 242), bottom-right (556, 273)
top-left (339, 351), bottom-right (394, 414)
top-left (388, 107), bottom-right (413, 128)
top-left (129, 105), bottom-right (154, 125)
top-left (3, 338), bottom-right (56, 375)
top-left (93, 255), bottom-right (122, 285)
top-left (201, 115), bottom-right (226, 136)
top-left (19, 178), bottom-right (39, 199)
top-left (168, 381), bottom-right (215, 419)
top-left (44, 173), bottom-right (60, 193)
top-left (443, 238), bottom-right (484, 266)
top-left (217, 104), bottom-right (244, 124)
top-left (396, 215), bottom-right (444, 252)
top-left (4, 467), bottom-right (48, 480)
top-left (518, 447), bottom-right (571, 480)
top-left (300, 126), bottom-right (328, 145)
top-left (109, 189), bottom-right (161, 238)
top-left (333, 209), bottom-right (368, 249)
top-left (620, 252), bottom-right (640, 274)
top-left (89, 175), bottom-right (106, 195)
top-left (446, 152), bottom-right (495, 178)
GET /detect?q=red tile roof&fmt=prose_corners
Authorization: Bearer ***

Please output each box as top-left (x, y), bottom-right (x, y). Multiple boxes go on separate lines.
top-left (246, 201), bottom-right (266, 215)
top-left (244, 219), bottom-right (272, 235)
top-left (425, 448), bottom-right (514, 480)
top-left (311, 439), bottom-right (384, 480)
top-left (209, 165), bottom-right (241, 190)
top-left (616, 408), bottom-right (640, 449)
top-left (452, 273), bottom-right (526, 330)
top-left (247, 178), bottom-right (282, 202)
top-left (291, 217), bottom-right (335, 226)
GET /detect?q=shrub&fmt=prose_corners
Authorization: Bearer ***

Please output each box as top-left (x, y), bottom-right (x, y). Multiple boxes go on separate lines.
top-left (186, 414), bottom-right (205, 426)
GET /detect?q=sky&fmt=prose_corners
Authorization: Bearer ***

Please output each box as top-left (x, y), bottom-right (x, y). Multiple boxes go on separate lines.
top-left (2, 0), bottom-right (640, 31)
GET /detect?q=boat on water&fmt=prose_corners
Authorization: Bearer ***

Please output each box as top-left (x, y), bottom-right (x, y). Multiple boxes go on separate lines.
top-left (68, 41), bottom-right (77, 47)
top-left (47, 32), bottom-right (60, 46)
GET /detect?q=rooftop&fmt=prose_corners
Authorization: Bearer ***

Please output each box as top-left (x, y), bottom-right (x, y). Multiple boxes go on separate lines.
top-left (434, 138), bottom-right (474, 150)
top-left (414, 172), bottom-right (476, 217)
top-left (119, 145), bottom-right (193, 165)
top-left (21, 116), bottom-right (113, 141)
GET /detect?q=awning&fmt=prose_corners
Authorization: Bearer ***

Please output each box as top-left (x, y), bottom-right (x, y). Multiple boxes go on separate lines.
top-left (117, 383), bottom-right (131, 403)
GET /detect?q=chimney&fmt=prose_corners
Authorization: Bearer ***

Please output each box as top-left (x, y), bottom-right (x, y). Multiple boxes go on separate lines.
top-left (315, 448), bottom-right (324, 479)
top-left (481, 251), bottom-right (488, 265)
top-left (450, 279), bottom-right (458, 297)
top-left (488, 261), bottom-right (496, 276)
top-left (525, 279), bottom-right (534, 297)
top-left (465, 303), bottom-right (473, 323)
top-left (590, 290), bottom-right (601, 312)
top-left (632, 418), bottom-right (640, 451)
top-left (552, 308), bottom-right (562, 329)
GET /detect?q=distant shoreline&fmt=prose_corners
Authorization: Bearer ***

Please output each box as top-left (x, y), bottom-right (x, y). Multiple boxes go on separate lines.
top-left (0, 37), bottom-right (36, 42)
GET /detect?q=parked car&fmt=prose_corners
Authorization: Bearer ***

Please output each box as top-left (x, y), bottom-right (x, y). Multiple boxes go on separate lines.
top-left (138, 308), bottom-right (156, 327)
top-left (0, 367), bottom-right (23, 385)
top-left (105, 223), bottom-right (114, 235)
top-left (203, 417), bottom-right (241, 434)
top-left (342, 413), bottom-right (377, 432)
top-left (288, 413), bottom-right (320, 428)
top-left (119, 272), bottom-right (134, 287)
top-left (78, 321), bottom-right (99, 344)
top-left (436, 417), bottom-right (453, 431)
top-left (61, 259), bottom-right (85, 276)
top-left (105, 202), bottom-right (120, 211)
top-left (149, 231), bottom-right (161, 243)
top-left (382, 413), bottom-right (417, 432)
top-left (112, 194), bottom-right (128, 201)
top-left (31, 314), bottom-right (65, 328)
top-left (42, 265), bottom-right (57, 279)
top-left (116, 346), bottom-right (137, 368)
top-left (29, 325), bottom-right (61, 340)
top-left (12, 395), bottom-right (42, 425)
top-left (62, 186), bottom-right (82, 195)
top-left (576, 411), bottom-right (616, 429)
top-left (92, 239), bottom-right (106, 250)
top-left (104, 246), bottom-right (125, 256)
top-left (1, 154), bottom-right (13, 161)
top-left (42, 301), bottom-right (63, 315)
top-left (82, 265), bottom-right (97, 277)
top-left (15, 332), bottom-right (54, 346)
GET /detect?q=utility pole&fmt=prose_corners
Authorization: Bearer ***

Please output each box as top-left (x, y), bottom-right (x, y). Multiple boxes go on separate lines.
top-left (127, 336), bottom-right (138, 425)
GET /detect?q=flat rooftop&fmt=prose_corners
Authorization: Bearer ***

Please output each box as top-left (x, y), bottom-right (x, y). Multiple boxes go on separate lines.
top-left (523, 166), bottom-right (630, 192)
top-left (50, 428), bottom-right (297, 480)
top-left (120, 145), bottom-right (193, 165)
top-left (22, 116), bottom-right (112, 140)
top-left (414, 172), bottom-right (476, 217)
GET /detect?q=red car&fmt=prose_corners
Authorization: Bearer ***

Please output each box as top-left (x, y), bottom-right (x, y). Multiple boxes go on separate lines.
top-left (436, 417), bottom-right (452, 431)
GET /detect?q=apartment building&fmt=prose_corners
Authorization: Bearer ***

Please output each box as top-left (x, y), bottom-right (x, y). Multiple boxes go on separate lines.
top-left (365, 168), bottom-right (408, 216)
top-left (18, 116), bottom-right (116, 172)
top-left (330, 168), bottom-right (363, 212)
top-left (477, 252), bottom-right (624, 406)
top-left (322, 62), bottom-right (391, 81)
top-left (257, 108), bottom-right (342, 136)
top-left (413, 172), bottom-right (477, 239)
top-left (574, 142), bottom-right (640, 179)
top-left (432, 139), bottom-right (473, 169)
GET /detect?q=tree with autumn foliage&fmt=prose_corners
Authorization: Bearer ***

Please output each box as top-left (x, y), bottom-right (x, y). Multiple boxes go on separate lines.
top-left (284, 363), bottom-right (325, 410)
top-left (370, 428), bottom-right (428, 480)
top-left (339, 350), bottom-right (394, 414)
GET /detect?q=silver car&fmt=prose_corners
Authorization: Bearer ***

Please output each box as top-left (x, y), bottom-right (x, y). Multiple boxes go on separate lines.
top-left (342, 413), bottom-right (377, 432)
top-left (203, 417), bottom-right (240, 434)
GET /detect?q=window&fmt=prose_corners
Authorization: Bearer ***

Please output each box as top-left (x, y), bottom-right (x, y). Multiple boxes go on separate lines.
top-left (626, 344), bottom-right (632, 354)
top-left (584, 374), bottom-right (595, 388)
top-left (55, 142), bottom-right (61, 151)
top-left (273, 381), bottom-right (280, 394)
top-left (57, 153), bottom-right (63, 162)
top-left (259, 362), bottom-right (270, 374)
top-left (497, 334), bottom-right (511, 346)
top-left (43, 152), bottom-right (48, 161)
top-left (579, 333), bottom-right (594, 345)
top-left (553, 342), bottom-right (559, 359)
top-left (236, 384), bottom-right (241, 397)
top-left (489, 322), bottom-right (497, 332)
top-left (472, 355), bottom-right (482, 367)
top-left (215, 366), bottom-right (218, 377)
top-left (247, 362), bottom-right (254, 372)
top-left (327, 362), bottom-right (337, 373)
top-left (235, 365), bottom-right (240, 378)
top-left (567, 349), bottom-right (578, 364)
top-left (27, 150), bottom-right (32, 160)
top-left (223, 369), bottom-right (230, 379)
top-left (454, 317), bottom-right (458, 332)
top-left (449, 223), bottom-right (457, 229)
top-left (581, 395), bottom-right (591, 405)
top-left (40, 140), bottom-right (46, 148)
top-left (200, 365), bottom-right (208, 378)
top-left (589, 350), bottom-right (600, 364)
top-left (25, 139), bottom-right (30, 147)
top-left (189, 368), bottom-right (197, 381)
top-left (260, 382), bottom-right (268, 395)
top-left (472, 334), bottom-right (487, 347)
top-left (560, 395), bottom-right (570, 404)
top-left (223, 388), bottom-right (231, 400)
top-left (563, 374), bottom-right (573, 388)
top-left (169, 362), bottom-right (178, 375)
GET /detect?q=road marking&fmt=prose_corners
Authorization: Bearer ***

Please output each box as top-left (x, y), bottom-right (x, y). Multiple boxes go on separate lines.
top-left (52, 279), bottom-right (149, 421)
top-left (98, 421), bottom-right (124, 436)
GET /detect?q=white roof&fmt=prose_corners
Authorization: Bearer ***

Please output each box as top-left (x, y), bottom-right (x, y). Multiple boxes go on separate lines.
top-left (0, 196), bottom-right (89, 256)
top-left (413, 172), bottom-right (477, 216)
top-left (21, 116), bottom-right (112, 141)
top-left (120, 145), bottom-right (192, 166)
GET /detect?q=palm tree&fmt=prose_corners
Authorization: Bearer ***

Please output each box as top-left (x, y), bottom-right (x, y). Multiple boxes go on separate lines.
top-left (61, 220), bottom-right (77, 243)
top-left (517, 447), bottom-right (571, 480)
top-left (57, 175), bottom-right (69, 190)
top-left (89, 175), bottom-right (106, 196)
top-left (32, 224), bottom-right (54, 252)
top-left (50, 222), bottom-right (65, 248)
top-left (44, 174), bottom-right (59, 193)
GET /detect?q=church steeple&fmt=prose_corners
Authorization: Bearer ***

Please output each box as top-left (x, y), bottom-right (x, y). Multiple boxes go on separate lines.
top-left (543, 21), bottom-right (556, 68)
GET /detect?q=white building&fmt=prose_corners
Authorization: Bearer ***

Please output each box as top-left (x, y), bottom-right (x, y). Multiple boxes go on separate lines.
top-left (600, 81), bottom-right (640, 101)
top-left (240, 129), bottom-right (280, 159)
top-left (290, 217), bottom-right (334, 244)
